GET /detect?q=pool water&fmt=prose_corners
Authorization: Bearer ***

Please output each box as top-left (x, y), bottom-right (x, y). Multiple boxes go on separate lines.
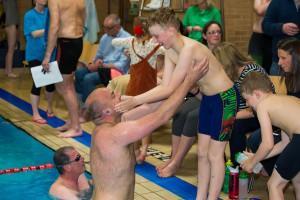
top-left (0, 117), bottom-right (90, 200)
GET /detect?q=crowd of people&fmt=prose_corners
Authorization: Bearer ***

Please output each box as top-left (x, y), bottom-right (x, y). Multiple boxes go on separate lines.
top-left (2, 0), bottom-right (300, 199)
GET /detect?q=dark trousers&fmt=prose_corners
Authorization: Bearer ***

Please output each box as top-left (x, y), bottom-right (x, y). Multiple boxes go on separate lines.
top-left (229, 117), bottom-right (260, 166)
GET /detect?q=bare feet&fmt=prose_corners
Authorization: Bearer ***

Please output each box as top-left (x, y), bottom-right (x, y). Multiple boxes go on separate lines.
top-left (136, 152), bottom-right (147, 164)
top-left (58, 128), bottom-right (83, 138)
top-left (156, 159), bottom-right (172, 171)
top-left (79, 116), bottom-right (86, 123)
top-left (6, 72), bottom-right (18, 78)
top-left (157, 161), bottom-right (180, 178)
top-left (56, 122), bottom-right (70, 132)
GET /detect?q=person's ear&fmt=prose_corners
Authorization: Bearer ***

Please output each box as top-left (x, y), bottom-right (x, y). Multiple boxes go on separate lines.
top-left (102, 108), bottom-right (113, 116)
top-left (253, 90), bottom-right (262, 99)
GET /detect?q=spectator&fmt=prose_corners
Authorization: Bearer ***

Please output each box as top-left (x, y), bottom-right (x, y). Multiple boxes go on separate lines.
top-left (248, 0), bottom-right (272, 73)
top-left (49, 146), bottom-right (91, 200)
top-left (112, 16), bottom-right (164, 163)
top-left (202, 20), bottom-right (223, 50)
top-left (24, 0), bottom-right (55, 125)
top-left (182, 0), bottom-right (221, 42)
top-left (42, 0), bottom-right (85, 138)
top-left (75, 14), bottom-right (131, 103)
top-left (2, 0), bottom-right (19, 78)
top-left (262, 0), bottom-right (300, 75)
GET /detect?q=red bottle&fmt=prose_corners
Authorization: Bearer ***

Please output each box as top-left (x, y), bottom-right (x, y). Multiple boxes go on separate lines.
top-left (229, 167), bottom-right (239, 199)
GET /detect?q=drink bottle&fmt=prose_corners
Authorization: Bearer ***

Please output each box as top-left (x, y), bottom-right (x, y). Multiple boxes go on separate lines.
top-left (235, 152), bottom-right (263, 174)
top-left (229, 166), bottom-right (239, 200)
top-left (222, 159), bottom-right (233, 193)
top-left (239, 170), bottom-right (249, 199)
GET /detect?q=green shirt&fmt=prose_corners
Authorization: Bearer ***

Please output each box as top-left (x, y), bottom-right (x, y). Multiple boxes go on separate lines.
top-left (182, 5), bottom-right (222, 42)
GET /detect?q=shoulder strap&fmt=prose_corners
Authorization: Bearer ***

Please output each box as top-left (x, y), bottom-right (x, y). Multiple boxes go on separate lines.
top-left (131, 39), bottom-right (144, 60)
top-left (145, 44), bottom-right (161, 60)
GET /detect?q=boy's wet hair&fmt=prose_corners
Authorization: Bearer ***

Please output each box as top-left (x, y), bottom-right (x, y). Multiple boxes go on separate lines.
top-left (241, 72), bottom-right (273, 94)
top-left (148, 8), bottom-right (180, 31)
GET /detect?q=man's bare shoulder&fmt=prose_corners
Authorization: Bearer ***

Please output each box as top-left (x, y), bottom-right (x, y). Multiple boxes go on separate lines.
top-left (49, 180), bottom-right (77, 200)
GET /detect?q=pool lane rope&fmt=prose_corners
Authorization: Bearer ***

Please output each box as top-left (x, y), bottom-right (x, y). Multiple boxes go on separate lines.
top-left (0, 163), bottom-right (54, 175)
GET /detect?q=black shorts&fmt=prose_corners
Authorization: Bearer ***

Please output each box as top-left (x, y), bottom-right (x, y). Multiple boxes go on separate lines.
top-left (275, 134), bottom-right (300, 180)
top-left (56, 37), bottom-right (83, 74)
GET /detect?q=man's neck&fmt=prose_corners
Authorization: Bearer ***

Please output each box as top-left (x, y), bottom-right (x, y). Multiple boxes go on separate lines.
top-left (60, 174), bottom-right (80, 191)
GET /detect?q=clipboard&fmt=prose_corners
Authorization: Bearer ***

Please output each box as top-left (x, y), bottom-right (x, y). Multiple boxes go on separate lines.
top-left (30, 61), bottom-right (63, 88)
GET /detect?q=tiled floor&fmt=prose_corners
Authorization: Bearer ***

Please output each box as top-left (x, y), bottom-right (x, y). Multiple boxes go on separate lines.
top-left (0, 68), bottom-right (296, 199)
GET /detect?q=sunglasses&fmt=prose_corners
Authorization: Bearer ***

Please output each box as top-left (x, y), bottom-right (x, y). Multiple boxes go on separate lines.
top-left (64, 154), bottom-right (81, 165)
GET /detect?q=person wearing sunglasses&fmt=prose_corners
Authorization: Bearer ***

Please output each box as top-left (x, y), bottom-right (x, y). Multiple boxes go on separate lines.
top-left (49, 146), bottom-right (92, 200)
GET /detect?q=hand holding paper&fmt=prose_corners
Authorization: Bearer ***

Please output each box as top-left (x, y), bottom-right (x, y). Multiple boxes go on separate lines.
top-left (31, 61), bottom-right (63, 88)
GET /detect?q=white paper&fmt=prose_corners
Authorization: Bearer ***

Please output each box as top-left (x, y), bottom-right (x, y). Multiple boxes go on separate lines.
top-left (30, 61), bottom-right (63, 88)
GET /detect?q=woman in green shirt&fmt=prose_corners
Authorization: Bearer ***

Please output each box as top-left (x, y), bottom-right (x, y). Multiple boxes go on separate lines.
top-left (183, 0), bottom-right (222, 42)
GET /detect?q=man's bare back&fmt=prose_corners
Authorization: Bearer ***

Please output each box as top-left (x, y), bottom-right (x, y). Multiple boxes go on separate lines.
top-left (50, 0), bottom-right (85, 38)
top-left (91, 124), bottom-right (135, 200)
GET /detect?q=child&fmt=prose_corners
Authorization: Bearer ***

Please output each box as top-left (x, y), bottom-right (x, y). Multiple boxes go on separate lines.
top-left (116, 8), bottom-right (238, 199)
top-left (112, 16), bottom-right (164, 163)
top-left (240, 72), bottom-right (300, 199)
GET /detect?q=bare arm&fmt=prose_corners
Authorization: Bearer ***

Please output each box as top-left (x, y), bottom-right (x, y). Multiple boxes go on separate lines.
top-left (115, 46), bottom-right (201, 112)
top-left (254, 0), bottom-right (270, 16)
top-left (42, 0), bottom-right (60, 70)
top-left (236, 108), bottom-right (255, 119)
top-left (264, 130), bottom-right (289, 159)
top-left (241, 106), bottom-right (274, 172)
top-left (113, 58), bottom-right (208, 146)
top-left (31, 29), bottom-right (45, 38)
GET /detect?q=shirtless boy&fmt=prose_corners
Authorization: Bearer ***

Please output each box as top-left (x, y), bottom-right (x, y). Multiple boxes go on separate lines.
top-left (83, 60), bottom-right (208, 200)
top-left (240, 72), bottom-right (300, 200)
top-left (42, 0), bottom-right (85, 137)
top-left (115, 8), bottom-right (238, 199)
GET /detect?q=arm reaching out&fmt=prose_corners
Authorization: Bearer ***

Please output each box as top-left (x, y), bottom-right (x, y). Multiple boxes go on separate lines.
top-left (114, 58), bottom-right (209, 146)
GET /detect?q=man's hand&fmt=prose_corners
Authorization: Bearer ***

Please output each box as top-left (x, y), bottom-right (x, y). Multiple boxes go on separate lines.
top-left (87, 63), bottom-right (99, 72)
top-left (282, 23), bottom-right (299, 36)
top-left (42, 57), bottom-right (51, 72)
top-left (185, 57), bottom-right (209, 84)
top-left (192, 25), bottom-right (202, 32)
top-left (115, 95), bottom-right (137, 113)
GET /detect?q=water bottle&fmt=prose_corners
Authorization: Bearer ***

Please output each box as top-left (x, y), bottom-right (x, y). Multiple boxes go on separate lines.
top-left (239, 170), bottom-right (249, 200)
top-left (222, 159), bottom-right (233, 193)
top-left (229, 166), bottom-right (239, 200)
top-left (235, 152), bottom-right (263, 174)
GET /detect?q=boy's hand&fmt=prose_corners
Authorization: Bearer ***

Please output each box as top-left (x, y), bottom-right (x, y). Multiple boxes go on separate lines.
top-left (115, 96), bottom-right (137, 113)
top-left (240, 155), bottom-right (255, 173)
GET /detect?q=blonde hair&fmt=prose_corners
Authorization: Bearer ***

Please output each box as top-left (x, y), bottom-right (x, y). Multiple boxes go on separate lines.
top-left (148, 8), bottom-right (180, 31)
top-left (212, 42), bottom-right (254, 81)
top-left (240, 72), bottom-right (273, 94)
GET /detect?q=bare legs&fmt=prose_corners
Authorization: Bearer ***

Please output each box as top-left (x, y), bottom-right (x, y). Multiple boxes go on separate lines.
top-left (122, 102), bottom-right (161, 163)
top-left (157, 135), bottom-right (195, 177)
top-left (30, 91), bottom-right (54, 122)
top-left (5, 25), bottom-right (18, 77)
top-left (55, 74), bottom-right (82, 137)
top-left (196, 134), bottom-right (227, 200)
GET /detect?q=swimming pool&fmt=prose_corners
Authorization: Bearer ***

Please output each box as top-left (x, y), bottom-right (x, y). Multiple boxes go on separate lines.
top-left (0, 88), bottom-right (198, 200)
top-left (0, 116), bottom-right (90, 200)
